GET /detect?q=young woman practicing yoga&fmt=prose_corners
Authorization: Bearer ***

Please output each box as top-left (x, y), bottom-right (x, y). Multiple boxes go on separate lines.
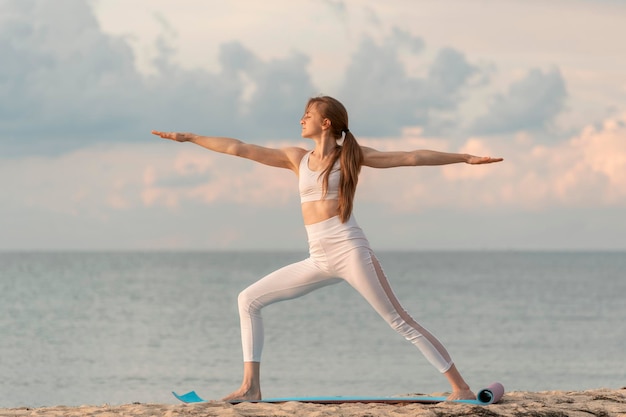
top-left (152, 95), bottom-right (503, 402)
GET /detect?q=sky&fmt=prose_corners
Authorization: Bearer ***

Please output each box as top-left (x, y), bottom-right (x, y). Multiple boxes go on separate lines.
top-left (1, 0), bottom-right (625, 251)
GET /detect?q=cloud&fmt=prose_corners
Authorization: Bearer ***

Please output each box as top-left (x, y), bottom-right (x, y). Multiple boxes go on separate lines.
top-left (0, 0), bottom-right (143, 154)
top-left (355, 113), bottom-right (626, 215)
top-left (0, 0), bottom-right (316, 157)
top-left (231, 48), bottom-right (316, 138)
top-left (147, 38), bottom-right (317, 139)
top-left (322, 0), bottom-right (347, 19)
top-left (469, 68), bottom-right (568, 135)
top-left (552, 114), bottom-right (626, 204)
top-left (141, 143), bottom-right (297, 210)
top-left (461, 113), bottom-right (626, 210)
top-left (0, 1), bottom-right (491, 160)
top-left (339, 30), bottom-right (476, 136)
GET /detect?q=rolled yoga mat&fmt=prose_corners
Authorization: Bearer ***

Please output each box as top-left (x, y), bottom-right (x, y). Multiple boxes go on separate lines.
top-left (476, 382), bottom-right (505, 405)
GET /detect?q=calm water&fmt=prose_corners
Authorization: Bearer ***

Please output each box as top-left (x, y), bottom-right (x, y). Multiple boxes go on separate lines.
top-left (0, 251), bottom-right (624, 408)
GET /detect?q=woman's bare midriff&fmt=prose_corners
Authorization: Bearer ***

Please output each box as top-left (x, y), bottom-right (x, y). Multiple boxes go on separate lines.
top-left (301, 200), bottom-right (340, 225)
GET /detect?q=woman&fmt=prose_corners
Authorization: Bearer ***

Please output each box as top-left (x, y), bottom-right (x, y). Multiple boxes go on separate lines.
top-left (152, 96), bottom-right (502, 402)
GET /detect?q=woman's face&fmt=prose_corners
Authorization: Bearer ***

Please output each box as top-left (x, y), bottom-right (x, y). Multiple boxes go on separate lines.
top-left (300, 103), bottom-right (325, 139)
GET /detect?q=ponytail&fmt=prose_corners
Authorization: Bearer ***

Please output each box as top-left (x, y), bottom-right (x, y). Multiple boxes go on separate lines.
top-left (320, 129), bottom-right (362, 223)
top-left (337, 130), bottom-right (362, 222)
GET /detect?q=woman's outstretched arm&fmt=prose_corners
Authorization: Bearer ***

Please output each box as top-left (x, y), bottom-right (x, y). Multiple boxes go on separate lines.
top-left (362, 146), bottom-right (503, 168)
top-left (151, 131), bottom-right (306, 172)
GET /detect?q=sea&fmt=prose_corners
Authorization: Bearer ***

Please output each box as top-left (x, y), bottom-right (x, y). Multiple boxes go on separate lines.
top-left (0, 251), bottom-right (624, 408)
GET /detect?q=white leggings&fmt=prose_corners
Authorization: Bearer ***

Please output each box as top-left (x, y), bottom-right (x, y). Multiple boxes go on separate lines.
top-left (237, 216), bottom-right (454, 373)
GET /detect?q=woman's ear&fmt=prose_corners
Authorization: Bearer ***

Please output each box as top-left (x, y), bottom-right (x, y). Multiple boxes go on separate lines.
top-left (322, 118), bottom-right (331, 130)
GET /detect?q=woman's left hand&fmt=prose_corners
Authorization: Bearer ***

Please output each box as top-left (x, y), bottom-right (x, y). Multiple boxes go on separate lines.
top-left (151, 130), bottom-right (194, 142)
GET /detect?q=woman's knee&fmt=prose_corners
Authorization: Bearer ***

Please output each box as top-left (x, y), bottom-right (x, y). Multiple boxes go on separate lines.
top-left (238, 288), bottom-right (258, 315)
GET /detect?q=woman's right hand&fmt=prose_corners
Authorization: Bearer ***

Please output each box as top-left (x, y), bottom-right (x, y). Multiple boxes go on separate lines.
top-left (151, 130), bottom-right (194, 142)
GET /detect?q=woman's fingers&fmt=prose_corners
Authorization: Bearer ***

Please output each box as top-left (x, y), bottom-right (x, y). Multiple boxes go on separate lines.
top-left (151, 130), bottom-right (180, 141)
top-left (468, 155), bottom-right (503, 164)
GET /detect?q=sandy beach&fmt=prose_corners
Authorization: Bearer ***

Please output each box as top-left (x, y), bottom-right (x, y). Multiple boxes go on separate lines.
top-left (3, 388), bottom-right (625, 417)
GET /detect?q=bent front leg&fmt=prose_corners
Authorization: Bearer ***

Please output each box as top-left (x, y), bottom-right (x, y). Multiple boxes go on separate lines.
top-left (237, 258), bottom-right (339, 362)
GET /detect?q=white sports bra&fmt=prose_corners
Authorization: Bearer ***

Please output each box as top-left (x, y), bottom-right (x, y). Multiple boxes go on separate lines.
top-left (299, 151), bottom-right (340, 203)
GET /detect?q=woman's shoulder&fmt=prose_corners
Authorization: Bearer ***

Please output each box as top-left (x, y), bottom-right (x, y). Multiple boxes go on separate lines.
top-left (277, 146), bottom-right (309, 169)
top-left (283, 146), bottom-right (309, 159)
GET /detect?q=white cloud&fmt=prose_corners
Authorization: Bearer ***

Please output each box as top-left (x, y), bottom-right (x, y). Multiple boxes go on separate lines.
top-left (339, 33), bottom-right (478, 136)
top-left (0, 0), bottom-right (491, 158)
top-left (0, 0), bottom-right (317, 155)
top-left (0, 0), bottom-right (142, 147)
top-left (469, 68), bottom-right (568, 135)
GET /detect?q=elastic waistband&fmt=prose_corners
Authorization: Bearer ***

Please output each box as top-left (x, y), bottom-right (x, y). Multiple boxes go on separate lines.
top-left (305, 215), bottom-right (361, 241)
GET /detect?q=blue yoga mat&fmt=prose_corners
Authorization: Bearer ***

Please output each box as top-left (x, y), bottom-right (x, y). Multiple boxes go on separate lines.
top-left (173, 382), bottom-right (505, 405)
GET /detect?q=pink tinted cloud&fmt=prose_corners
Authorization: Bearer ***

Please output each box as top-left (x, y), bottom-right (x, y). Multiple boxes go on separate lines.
top-left (357, 116), bottom-right (626, 212)
top-left (140, 143), bottom-right (298, 210)
top-left (467, 113), bottom-right (626, 209)
top-left (559, 114), bottom-right (626, 204)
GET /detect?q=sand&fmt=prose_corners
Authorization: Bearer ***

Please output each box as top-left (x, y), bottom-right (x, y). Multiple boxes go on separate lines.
top-left (3, 388), bottom-right (625, 417)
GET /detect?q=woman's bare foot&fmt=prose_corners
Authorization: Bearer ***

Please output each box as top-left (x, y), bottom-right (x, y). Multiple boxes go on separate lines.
top-left (222, 362), bottom-right (262, 402)
top-left (221, 386), bottom-right (262, 402)
top-left (446, 389), bottom-right (476, 401)
top-left (443, 364), bottom-right (475, 401)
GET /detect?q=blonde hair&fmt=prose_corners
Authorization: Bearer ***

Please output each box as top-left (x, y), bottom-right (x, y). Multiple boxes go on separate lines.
top-left (305, 96), bottom-right (363, 223)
